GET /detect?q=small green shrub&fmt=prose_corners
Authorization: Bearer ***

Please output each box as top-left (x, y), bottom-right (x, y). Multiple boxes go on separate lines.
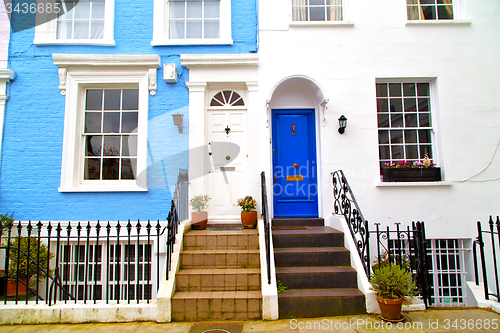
top-left (6, 237), bottom-right (54, 283)
top-left (370, 263), bottom-right (418, 300)
top-left (0, 212), bottom-right (14, 236)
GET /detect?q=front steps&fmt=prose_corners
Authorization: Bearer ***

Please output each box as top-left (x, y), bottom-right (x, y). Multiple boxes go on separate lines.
top-left (171, 227), bottom-right (262, 321)
top-left (272, 218), bottom-right (366, 318)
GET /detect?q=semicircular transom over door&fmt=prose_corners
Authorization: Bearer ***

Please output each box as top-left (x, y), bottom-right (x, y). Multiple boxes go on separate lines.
top-left (272, 109), bottom-right (318, 217)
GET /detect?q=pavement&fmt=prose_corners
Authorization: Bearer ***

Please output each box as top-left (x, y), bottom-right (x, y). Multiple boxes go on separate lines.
top-left (1, 308), bottom-right (500, 333)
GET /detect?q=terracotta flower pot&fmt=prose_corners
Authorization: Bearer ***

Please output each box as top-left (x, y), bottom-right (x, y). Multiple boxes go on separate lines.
top-left (376, 295), bottom-right (404, 322)
top-left (6, 277), bottom-right (28, 296)
top-left (191, 211), bottom-right (208, 230)
top-left (241, 211), bottom-right (257, 229)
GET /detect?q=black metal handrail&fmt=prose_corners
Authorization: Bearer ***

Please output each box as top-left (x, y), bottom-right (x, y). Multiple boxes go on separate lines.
top-left (332, 170), bottom-right (369, 275)
top-left (473, 215), bottom-right (500, 301)
top-left (261, 171), bottom-right (271, 285)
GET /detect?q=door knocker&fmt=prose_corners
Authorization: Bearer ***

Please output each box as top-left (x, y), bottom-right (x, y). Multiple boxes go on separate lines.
top-left (225, 125), bottom-right (231, 136)
top-left (292, 123), bottom-right (295, 135)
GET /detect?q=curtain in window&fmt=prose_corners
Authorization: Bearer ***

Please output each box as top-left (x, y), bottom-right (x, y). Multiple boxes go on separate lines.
top-left (292, 0), bottom-right (306, 21)
top-left (441, 0), bottom-right (453, 18)
top-left (407, 0), bottom-right (424, 20)
top-left (329, 0), bottom-right (342, 21)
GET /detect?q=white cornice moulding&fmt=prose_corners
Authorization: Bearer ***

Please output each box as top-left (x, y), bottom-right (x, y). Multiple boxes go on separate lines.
top-left (52, 54), bottom-right (161, 68)
top-left (0, 69), bottom-right (15, 81)
top-left (180, 54), bottom-right (259, 67)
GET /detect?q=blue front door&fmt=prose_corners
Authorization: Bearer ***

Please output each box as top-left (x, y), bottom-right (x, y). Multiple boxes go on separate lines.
top-left (272, 109), bottom-right (318, 217)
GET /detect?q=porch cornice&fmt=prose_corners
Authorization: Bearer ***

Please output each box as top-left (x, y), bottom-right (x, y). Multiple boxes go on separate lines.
top-left (180, 54), bottom-right (259, 67)
top-left (52, 54), bottom-right (161, 68)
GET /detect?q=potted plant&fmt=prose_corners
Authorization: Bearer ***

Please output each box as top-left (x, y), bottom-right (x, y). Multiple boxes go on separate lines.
top-left (370, 263), bottom-right (418, 322)
top-left (189, 194), bottom-right (210, 230)
top-left (5, 237), bottom-right (54, 296)
top-left (237, 195), bottom-right (257, 229)
top-left (383, 154), bottom-right (441, 182)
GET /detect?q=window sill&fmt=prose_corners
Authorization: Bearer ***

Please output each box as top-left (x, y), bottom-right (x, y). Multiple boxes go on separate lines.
top-left (405, 20), bottom-right (472, 26)
top-left (376, 181), bottom-right (453, 187)
top-left (290, 21), bottom-right (354, 27)
top-left (59, 185), bottom-right (148, 192)
top-left (151, 38), bottom-right (234, 46)
top-left (34, 39), bottom-right (116, 46)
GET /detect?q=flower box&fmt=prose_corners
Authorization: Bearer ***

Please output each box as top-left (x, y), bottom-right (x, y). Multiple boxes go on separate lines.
top-left (383, 167), bottom-right (441, 182)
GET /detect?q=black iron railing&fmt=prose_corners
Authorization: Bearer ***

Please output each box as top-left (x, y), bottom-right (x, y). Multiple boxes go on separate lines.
top-left (368, 221), bottom-right (431, 308)
top-left (0, 200), bottom-right (181, 305)
top-left (332, 170), bottom-right (369, 274)
top-left (473, 215), bottom-right (500, 301)
top-left (261, 172), bottom-right (271, 285)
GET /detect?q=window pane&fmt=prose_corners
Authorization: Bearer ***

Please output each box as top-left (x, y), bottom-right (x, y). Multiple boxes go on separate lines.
top-left (377, 99), bottom-right (388, 112)
top-left (122, 136), bottom-right (137, 156)
top-left (85, 135), bottom-right (102, 156)
top-left (84, 158), bottom-right (100, 180)
top-left (310, 7), bottom-right (325, 21)
top-left (186, 20), bottom-right (202, 38)
top-left (420, 145), bottom-right (432, 158)
top-left (379, 146), bottom-right (390, 160)
top-left (204, 1), bottom-right (219, 18)
top-left (86, 90), bottom-right (103, 110)
top-left (405, 113), bottom-right (418, 127)
top-left (169, 2), bottom-right (185, 18)
top-left (85, 112), bottom-right (101, 133)
top-left (417, 83), bottom-right (430, 96)
top-left (438, 5), bottom-right (453, 19)
top-left (404, 98), bottom-right (417, 112)
top-left (90, 20), bottom-right (104, 39)
top-left (102, 158), bottom-right (119, 180)
top-left (376, 83), bottom-right (388, 97)
top-left (186, 1), bottom-right (202, 18)
top-left (391, 114), bottom-right (403, 128)
top-left (121, 158), bottom-right (136, 180)
top-left (170, 21), bottom-right (185, 39)
top-left (103, 136), bottom-right (120, 156)
top-left (418, 98), bottom-right (430, 111)
top-left (104, 90), bottom-right (121, 110)
top-left (103, 113), bottom-right (120, 133)
top-left (74, 1), bottom-right (91, 19)
top-left (122, 89), bottom-right (139, 110)
top-left (73, 21), bottom-right (90, 39)
top-left (204, 20), bottom-right (219, 38)
top-left (403, 83), bottom-right (416, 96)
top-left (122, 112), bottom-right (138, 133)
top-left (92, 0), bottom-right (105, 19)
top-left (406, 145), bottom-right (419, 159)
top-left (389, 83), bottom-right (402, 97)
top-left (390, 99), bottom-right (402, 112)
top-left (378, 114), bottom-right (389, 128)
top-left (378, 130), bottom-right (389, 144)
top-left (391, 145), bottom-right (404, 159)
top-left (390, 130), bottom-right (403, 144)
top-left (422, 6), bottom-right (437, 19)
top-left (419, 113), bottom-right (431, 127)
top-left (419, 129), bottom-right (431, 143)
top-left (405, 130), bottom-right (417, 143)
top-left (57, 21), bottom-right (73, 39)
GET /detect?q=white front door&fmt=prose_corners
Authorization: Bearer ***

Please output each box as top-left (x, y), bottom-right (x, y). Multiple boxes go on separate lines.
top-left (207, 109), bottom-right (247, 219)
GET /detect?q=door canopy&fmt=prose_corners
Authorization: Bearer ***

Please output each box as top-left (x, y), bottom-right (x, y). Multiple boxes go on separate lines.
top-left (268, 75), bottom-right (328, 109)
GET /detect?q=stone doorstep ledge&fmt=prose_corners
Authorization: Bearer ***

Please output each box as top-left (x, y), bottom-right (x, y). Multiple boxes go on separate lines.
top-left (468, 281), bottom-right (500, 314)
top-left (0, 301), bottom-right (157, 325)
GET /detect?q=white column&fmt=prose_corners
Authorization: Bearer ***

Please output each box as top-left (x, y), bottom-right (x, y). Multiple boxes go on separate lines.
top-left (187, 82), bottom-right (207, 208)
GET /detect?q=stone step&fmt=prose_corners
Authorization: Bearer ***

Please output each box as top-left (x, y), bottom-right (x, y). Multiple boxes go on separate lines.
top-left (183, 229), bottom-right (259, 250)
top-left (181, 249), bottom-right (260, 269)
top-left (171, 291), bottom-right (262, 321)
top-left (274, 247), bottom-right (351, 267)
top-left (272, 218), bottom-right (324, 227)
top-left (278, 288), bottom-right (366, 318)
top-left (276, 266), bottom-right (358, 289)
top-left (176, 268), bottom-right (261, 291)
top-left (272, 226), bottom-right (344, 248)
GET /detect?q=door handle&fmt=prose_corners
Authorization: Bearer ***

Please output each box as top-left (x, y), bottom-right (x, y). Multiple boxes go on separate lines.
top-left (273, 177), bottom-right (276, 183)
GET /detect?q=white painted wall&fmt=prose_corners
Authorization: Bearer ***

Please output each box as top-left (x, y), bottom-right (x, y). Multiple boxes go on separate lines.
top-left (257, 0), bottom-right (500, 241)
top-left (0, 1), bottom-right (9, 69)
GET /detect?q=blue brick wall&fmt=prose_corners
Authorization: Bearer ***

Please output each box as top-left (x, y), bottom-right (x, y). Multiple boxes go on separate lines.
top-left (1, 0), bottom-right (258, 221)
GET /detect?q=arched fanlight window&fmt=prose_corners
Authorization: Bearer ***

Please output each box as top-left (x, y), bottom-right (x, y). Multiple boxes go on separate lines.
top-left (210, 90), bottom-right (245, 107)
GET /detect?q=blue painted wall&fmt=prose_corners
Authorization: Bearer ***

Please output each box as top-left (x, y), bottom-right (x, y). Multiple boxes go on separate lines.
top-left (1, 0), bottom-right (258, 221)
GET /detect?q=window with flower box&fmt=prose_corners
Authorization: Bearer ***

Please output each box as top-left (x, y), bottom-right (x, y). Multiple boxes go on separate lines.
top-left (376, 81), bottom-right (436, 174)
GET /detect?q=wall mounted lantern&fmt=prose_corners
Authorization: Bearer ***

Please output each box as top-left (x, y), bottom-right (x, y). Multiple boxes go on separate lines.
top-left (338, 115), bottom-right (347, 134)
top-left (172, 113), bottom-right (184, 133)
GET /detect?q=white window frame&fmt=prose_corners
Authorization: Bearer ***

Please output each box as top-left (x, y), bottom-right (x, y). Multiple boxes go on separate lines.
top-left (289, 0), bottom-right (354, 27)
top-left (53, 54), bottom-right (161, 192)
top-left (406, 0), bottom-right (471, 26)
top-left (34, 0), bottom-right (115, 46)
top-left (152, 0), bottom-right (232, 46)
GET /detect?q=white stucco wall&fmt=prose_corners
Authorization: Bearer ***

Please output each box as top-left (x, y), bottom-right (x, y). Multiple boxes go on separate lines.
top-left (257, 0), bottom-right (500, 242)
top-left (0, 1), bottom-right (9, 69)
